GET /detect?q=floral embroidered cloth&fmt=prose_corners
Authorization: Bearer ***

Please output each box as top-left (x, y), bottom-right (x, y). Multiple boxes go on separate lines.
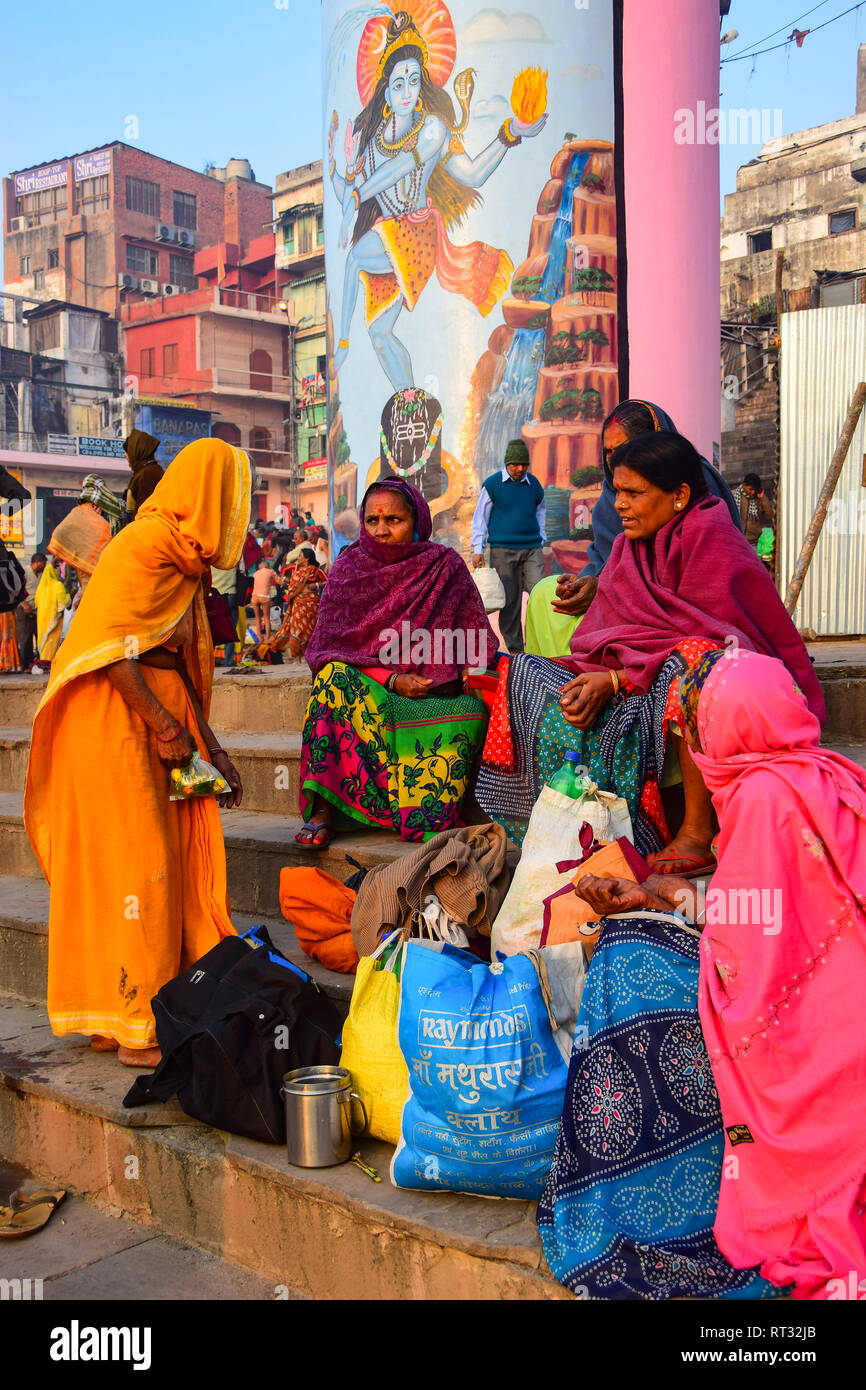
top-left (537, 912), bottom-right (776, 1300)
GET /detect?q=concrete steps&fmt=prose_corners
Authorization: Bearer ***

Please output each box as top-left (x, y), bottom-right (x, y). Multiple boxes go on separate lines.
top-left (0, 993), bottom-right (567, 1301)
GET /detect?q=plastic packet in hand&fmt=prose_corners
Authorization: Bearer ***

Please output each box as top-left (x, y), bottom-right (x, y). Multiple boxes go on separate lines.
top-left (169, 751), bottom-right (229, 801)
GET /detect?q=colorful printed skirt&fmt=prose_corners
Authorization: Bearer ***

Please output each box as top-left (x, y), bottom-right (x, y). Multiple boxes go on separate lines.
top-left (258, 588), bottom-right (320, 661)
top-left (299, 662), bottom-right (488, 842)
top-left (537, 913), bottom-right (778, 1301)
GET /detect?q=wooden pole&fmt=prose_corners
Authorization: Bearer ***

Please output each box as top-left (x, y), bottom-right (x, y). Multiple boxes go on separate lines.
top-left (784, 381), bottom-right (866, 615)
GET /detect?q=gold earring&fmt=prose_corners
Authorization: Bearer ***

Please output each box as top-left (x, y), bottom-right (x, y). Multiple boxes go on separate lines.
top-left (415, 97), bottom-right (422, 112)
top-left (675, 502), bottom-right (683, 510)
top-left (383, 102), bottom-right (392, 119)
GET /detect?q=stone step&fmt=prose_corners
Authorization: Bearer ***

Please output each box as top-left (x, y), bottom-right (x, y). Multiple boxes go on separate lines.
top-left (0, 875), bottom-right (355, 1012)
top-left (0, 792), bottom-right (416, 918)
top-left (0, 726), bottom-right (305, 815)
top-left (0, 666), bottom-right (313, 735)
top-left (0, 992), bottom-right (567, 1301)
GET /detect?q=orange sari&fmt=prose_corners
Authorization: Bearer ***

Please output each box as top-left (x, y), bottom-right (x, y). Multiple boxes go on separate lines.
top-left (24, 439), bottom-right (250, 1048)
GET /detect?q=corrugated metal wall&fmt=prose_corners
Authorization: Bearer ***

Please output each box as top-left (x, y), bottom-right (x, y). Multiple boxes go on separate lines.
top-left (780, 304), bottom-right (866, 635)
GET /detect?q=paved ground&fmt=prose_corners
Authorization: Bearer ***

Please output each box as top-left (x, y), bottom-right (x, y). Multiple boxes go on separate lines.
top-left (0, 1162), bottom-right (301, 1301)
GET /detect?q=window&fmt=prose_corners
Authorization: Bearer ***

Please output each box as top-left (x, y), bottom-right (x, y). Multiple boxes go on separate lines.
top-left (819, 277), bottom-right (861, 308)
top-left (316, 354), bottom-right (327, 377)
top-left (829, 209), bottom-right (857, 235)
top-left (316, 212), bottom-right (324, 246)
top-left (282, 217), bottom-right (295, 253)
top-left (297, 217), bottom-right (313, 256)
top-left (169, 253), bottom-right (196, 290)
top-left (212, 422), bottom-right (241, 445)
top-left (127, 244), bottom-right (159, 276)
top-left (34, 269), bottom-right (45, 290)
top-left (126, 176), bottom-right (160, 217)
top-left (19, 255), bottom-right (31, 275)
top-left (140, 347), bottom-right (155, 376)
top-left (249, 349), bottom-right (273, 392)
top-left (250, 427), bottom-right (272, 466)
top-left (172, 191), bottom-right (196, 229)
top-left (748, 230), bottom-right (773, 255)
top-left (15, 184), bottom-right (67, 225)
top-left (47, 248), bottom-right (59, 269)
top-left (31, 315), bottom-right (60, 352)
top-left (76, 175), bottom-right (110, 214)
top-left (162, 343), bottom-right (178, 376)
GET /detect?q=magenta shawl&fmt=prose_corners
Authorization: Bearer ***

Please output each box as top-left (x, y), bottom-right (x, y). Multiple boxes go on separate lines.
top-left (566, 496), bottom-right (825, 722)
top-left (691, 651), bottom-right (866, 1244)
top-left (305, 479), bottom-right (496, 684)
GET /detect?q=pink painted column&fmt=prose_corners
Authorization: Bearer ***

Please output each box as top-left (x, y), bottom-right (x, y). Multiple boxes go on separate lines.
top-left (623, 0), bottom-right (720, 458)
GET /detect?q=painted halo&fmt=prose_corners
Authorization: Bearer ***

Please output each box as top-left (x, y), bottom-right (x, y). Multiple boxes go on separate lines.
top-left (356, 0), bottom-right (457, 106)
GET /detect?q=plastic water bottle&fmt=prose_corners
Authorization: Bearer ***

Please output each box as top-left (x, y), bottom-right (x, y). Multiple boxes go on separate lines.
top-left (548, 751), bottom-right (590, 798)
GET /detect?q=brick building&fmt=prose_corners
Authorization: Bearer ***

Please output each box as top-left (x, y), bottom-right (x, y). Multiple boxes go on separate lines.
top-left (3, 146), bottom-right (273, 318)
top-left (274, 160), bottom-right (327, 520)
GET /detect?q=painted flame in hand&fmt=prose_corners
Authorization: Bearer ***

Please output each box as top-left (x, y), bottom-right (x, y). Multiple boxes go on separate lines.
top-left (510, 67), bottom-right (548, 126)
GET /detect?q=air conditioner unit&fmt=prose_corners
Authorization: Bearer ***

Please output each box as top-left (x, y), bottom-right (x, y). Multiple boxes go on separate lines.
top-left (156, 224), bottom-right (177, 242)
top-left (10, 216), bottom-right (27, 233)
top-left (118, 272), bottom-right (139, 290)
top-left (162, 282), bottom-right (184, 296)
top-left (139, 277), bottom-right (159, 295)
top-left (176, 228), bottom-right (195, 248)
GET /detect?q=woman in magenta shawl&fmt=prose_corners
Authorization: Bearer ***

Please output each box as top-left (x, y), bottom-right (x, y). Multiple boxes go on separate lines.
top-left (476, 431), bottom-right (824, 871)
top-left (578, 648), bottom-right (866, 1299)
top-left (296, 478), bottom-right (495, 846)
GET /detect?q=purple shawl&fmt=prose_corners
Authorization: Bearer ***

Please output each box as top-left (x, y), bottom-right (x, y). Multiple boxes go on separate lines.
top-left (566, 496), bottom-right (825, 723)
top-left (305, 479), bottom-right (497, 683)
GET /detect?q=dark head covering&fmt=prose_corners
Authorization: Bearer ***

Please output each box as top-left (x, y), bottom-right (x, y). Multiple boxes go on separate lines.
top-left (124, 429), bottom-right (160, 471)
top-left (580, 399), bottom-right (742, 578)
top-left (305, 479), bottom-right (496, 684)
top-left (505, 439), bottom-right (530, 468)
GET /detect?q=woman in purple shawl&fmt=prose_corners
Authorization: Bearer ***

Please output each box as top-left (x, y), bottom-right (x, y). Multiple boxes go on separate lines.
top-left (476, 431), bottom-right (824, 874)
top-left (297, 478), bottom-right (495, 846)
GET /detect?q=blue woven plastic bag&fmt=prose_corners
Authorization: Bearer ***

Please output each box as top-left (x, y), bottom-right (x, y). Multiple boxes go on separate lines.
top-left (391, 941), bottom-right (571, 1199)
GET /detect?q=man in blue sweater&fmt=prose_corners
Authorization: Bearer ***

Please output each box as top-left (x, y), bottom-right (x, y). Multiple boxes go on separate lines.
top-left (472, 438), bottom-right (546, 653)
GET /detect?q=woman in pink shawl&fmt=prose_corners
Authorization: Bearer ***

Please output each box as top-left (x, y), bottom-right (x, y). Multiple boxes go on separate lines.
top-left (476, 431), bottom-right (824, 871)
top-left (296, 478), bottom-right (495, 847)
top-left (579, 648), bottom-right (866, 1298)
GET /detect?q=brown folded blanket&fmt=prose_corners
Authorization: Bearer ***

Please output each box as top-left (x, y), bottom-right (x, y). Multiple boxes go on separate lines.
top-left (350, 823), bottom-right (512, 958)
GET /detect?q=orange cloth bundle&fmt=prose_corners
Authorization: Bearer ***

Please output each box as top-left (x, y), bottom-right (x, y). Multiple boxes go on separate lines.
top-left (279, 866), bottom-right (360, 975)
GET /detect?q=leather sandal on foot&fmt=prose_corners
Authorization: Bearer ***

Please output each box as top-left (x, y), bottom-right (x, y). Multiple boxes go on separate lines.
top-left (0, 1187), bottom-right (66, 1238)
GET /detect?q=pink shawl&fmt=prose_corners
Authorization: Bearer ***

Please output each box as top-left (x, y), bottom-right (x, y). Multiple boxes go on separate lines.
top-left (692, 651), bottom-right (866, 1238)
top-left (566, 496), bottom-right (825, 723)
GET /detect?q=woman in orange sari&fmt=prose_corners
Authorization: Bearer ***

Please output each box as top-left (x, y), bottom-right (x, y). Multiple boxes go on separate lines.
top-left (25, 439), bottom-right (249, 1067)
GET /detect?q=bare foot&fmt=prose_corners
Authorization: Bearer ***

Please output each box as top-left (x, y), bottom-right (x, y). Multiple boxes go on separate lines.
top-left (647, 833), bottom-right (716, 876)
top-left (117, 1045), bottom-right (162, 1068)
top-left (90, 1035), bottom-right (119, 1052)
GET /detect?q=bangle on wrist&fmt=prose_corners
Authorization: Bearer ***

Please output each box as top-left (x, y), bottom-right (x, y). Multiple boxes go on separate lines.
top-left (385, 673), bottom-right (398, 692)
top-left (609, 669), bottom-right (620, 696)
top-left (352, 187), bottom-right (360, 210)
top-left (155, 719), bottom-right (182, 743)
top-left (208, 746), bottom-right (225, 757)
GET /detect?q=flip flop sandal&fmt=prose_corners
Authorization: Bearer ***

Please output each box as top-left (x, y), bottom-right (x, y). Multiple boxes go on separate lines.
top-left (649, 854), bottom-right (717, 880)
top-left (0, 1187), bottom-right (66, 1238)
top-left (294, 823), bottom-right (332, 850)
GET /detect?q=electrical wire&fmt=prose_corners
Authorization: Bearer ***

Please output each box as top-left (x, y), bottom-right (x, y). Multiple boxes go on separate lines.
top-left (723, 0), bottom-right (834, 59)
top-left (722, 0), bottom-right (866, 63)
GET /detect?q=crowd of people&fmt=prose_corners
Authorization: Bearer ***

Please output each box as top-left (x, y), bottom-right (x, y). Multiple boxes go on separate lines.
top-left (11, 401), bottom-right (863, 1302)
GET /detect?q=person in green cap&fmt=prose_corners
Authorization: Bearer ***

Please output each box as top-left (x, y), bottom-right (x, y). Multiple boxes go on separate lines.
top-left (471, 438), bottom-right (545, 653)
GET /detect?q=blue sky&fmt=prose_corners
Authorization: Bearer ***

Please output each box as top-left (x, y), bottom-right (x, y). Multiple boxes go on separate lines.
top-left (1, 1), bottom-right (864, 203)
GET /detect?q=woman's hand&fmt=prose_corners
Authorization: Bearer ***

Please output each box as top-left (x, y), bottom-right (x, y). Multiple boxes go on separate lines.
top-left (559, 671), bottom-right (613, 729)
top-left (211, 750), bottom-right (243, 809)
top-left (154, 725), bottom-right (197, 767)
top-left (394, 673), bottom-right (433, 699)
top-left (576, 873), bottom-right (663, 917)
top-left (511, 113), bottom-right (548, 139)
top-left (552, 574), bottom-right (597, 616)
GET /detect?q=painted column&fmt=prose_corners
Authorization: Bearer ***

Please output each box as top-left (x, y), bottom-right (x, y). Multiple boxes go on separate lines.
top-left (322, 0), bottom-right (720, 568)
top-left (623, 0), bottom-right (721, 460)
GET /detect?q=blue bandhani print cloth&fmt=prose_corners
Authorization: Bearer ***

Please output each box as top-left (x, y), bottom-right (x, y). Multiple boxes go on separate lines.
top-left (537, 913), bottom-right (779, 1300)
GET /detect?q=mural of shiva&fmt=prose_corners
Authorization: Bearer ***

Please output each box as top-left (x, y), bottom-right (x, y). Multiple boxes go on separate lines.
top-left (329, 5), bottom-right (547, 390)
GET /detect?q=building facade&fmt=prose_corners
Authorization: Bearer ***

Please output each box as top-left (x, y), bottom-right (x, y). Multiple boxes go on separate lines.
top-left (274, 160), bottom-right (327, 522)
top-left (721, 46), bottom-right (866, 317)
top-left (3, 146), bottom-right (273, 318)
